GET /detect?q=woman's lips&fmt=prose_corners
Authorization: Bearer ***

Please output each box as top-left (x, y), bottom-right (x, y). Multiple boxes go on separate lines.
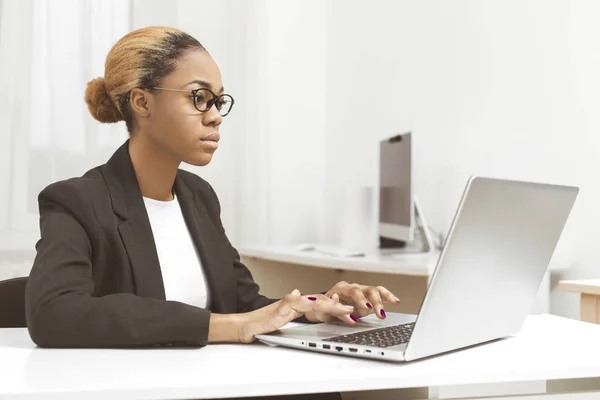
top-left (202, 132), bottom-right (220, 141)
top-left (200, 140), bottom-right (218, 150)
top-left (200, 132), bottom-right (219, 150)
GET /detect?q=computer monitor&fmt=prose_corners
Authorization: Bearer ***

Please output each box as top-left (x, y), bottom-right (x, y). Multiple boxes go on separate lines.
top-left (378, 132), bottom-right (414, 246)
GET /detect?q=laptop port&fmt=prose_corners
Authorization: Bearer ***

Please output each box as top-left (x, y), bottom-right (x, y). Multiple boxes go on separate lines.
top-left (335, 346), bottom-right (343, 352)
top-left (349, 348), bottom-right (358, 353)
top-left (308, 342), bottom-right (316, 348)
top-left (365, 349), bottom-right (371, 353)
top-left (322, 344), bottom-right (331, 350)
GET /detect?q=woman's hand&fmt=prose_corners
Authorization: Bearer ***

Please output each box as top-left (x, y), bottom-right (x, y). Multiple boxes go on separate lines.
top-left (238, 289), bottom-right (355, 343)
top-left (321, 281), bottom-right (401, 321)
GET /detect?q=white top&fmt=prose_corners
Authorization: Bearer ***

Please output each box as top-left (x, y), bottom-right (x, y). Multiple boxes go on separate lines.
top-left (1, 315), bottom-right (599, 399)
top-left (143, 195), bottom-right (210, 309)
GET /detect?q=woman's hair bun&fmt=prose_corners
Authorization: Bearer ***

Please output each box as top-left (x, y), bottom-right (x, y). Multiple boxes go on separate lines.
top-left (84, 77), bottom-right (123, 123)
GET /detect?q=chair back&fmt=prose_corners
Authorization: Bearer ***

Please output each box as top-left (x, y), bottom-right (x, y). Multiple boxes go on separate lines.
top-left (0, 277), bottom-right (28, 328)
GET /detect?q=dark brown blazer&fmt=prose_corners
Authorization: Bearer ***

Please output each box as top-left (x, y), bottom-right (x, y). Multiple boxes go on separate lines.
top-left (25, 140), bottom-right (305, 348)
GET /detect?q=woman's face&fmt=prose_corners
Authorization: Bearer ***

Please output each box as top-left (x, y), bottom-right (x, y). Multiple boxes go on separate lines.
top-left (142, 50), bottom-right (225, 167)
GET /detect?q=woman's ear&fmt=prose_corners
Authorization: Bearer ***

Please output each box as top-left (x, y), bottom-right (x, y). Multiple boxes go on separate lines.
top-left (130, 88), bottom-right (151, 119)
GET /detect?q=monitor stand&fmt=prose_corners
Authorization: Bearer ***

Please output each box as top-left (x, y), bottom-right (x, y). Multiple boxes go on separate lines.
top-left (378, 197), bottom-right (435, 255)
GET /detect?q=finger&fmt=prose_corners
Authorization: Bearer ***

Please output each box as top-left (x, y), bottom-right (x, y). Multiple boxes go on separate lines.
top-left (279, 290), bottom-right (305, 319)
top-left (365, 287), bottom-right (386, 319)
top-left (310, 293), bottom-right (342, 323)
top-left (376, 285), bottom-right (400, 305)
top-left (320, 288), bottom-right (365, 323)
top-left (327, 293), bottom-right (360, 324)
top-left (346, 285), bottom-right (374, 317)
top-left (296, 294), bottom-right (355, 321)
top-left (319, 295), bottom-right (358, 325)
top-left (331, 308), bottom-right (360, 325)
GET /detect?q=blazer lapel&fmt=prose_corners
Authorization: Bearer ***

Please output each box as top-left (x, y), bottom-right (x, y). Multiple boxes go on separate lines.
top-left (117, 215), bottom-right (166, 299)
top-left (101, 140), bottom-right (166, 300)
top-left (174, 175), bottom-right (236, 313)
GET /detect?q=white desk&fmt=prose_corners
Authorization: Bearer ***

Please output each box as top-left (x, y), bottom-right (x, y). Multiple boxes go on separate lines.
top-left (240, 245), bottom-right (439, 277)
top-left (240, 245), bottom-right (562, 315)
top-left (0, 315), bottom-right (599, 399)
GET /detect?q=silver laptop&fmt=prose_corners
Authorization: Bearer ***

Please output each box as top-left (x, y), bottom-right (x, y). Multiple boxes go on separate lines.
top-left (256, 176), bottom-right (578, 362)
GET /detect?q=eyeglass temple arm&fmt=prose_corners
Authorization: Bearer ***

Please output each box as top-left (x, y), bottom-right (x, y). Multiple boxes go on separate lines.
top-left (152, 87), bottom-right (190, 93)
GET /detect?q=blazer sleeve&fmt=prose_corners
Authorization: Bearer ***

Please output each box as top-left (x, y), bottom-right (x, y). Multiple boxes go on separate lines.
top-left (25, 184), bottom-right (212, 348)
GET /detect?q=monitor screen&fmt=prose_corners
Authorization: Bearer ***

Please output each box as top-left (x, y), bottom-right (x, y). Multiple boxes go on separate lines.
top-left (379, 132), bottom-right (413, 242)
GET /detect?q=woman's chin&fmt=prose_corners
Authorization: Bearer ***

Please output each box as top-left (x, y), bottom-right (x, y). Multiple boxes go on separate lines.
top-left (184, 152), bottom-right (214, 167)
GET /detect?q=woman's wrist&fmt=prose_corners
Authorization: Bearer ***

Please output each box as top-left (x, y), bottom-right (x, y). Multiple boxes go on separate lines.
top-left (236, 300), bottom-right (282, 343)
top-left (207, 312), bottom-right (249, 343)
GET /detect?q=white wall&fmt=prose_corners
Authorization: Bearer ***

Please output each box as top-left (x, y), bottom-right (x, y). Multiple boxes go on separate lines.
top-left (322, 0), bottom-right (600, 318)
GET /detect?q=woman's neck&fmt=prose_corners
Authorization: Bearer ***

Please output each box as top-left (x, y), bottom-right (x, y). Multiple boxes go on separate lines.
top-left (128, 135), bottom-right (179, 201)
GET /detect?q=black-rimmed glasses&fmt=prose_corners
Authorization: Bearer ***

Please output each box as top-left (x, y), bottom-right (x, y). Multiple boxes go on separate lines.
top-left (153, 87), bottom-right (235, 117)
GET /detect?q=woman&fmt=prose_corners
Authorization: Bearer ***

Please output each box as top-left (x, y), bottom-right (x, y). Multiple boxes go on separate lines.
top-left (25, 26), bottom-right (399, 397)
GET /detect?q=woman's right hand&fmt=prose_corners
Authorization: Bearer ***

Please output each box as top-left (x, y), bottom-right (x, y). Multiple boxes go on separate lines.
top-left (238, 289), bottom-right (356, 343)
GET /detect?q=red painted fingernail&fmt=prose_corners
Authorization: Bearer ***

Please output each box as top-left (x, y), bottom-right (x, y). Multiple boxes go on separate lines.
top-left (366, 303), bottom-right (372, 309)
top-left (380, 309), bottom-right (386, 318)
top-left (350, 314), bottom-right (359, 322)
top-left (308, 296), bottom-right (317, 301)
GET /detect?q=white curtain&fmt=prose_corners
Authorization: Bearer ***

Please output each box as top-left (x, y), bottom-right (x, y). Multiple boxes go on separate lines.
top-left (0, 0), bottom-right (130, 277)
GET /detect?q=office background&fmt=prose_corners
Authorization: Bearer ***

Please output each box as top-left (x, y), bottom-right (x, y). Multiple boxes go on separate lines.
top-left (1, 0), bottom-right (599, 321)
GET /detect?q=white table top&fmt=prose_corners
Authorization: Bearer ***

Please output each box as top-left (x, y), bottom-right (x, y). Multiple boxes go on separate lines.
top-left (240, 244), bottom-right (439, 276)
top-left (1, 315), bottom-right (599, 400)
top-left (558, 279), bottom-right (600, 295)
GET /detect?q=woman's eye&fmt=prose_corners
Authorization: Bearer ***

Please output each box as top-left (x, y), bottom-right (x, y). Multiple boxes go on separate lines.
top-left (193, 93), bottom-right (207, 104)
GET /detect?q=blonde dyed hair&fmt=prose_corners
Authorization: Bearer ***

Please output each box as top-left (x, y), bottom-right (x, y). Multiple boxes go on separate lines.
top-left (84, 26), bottom-right (205, 132)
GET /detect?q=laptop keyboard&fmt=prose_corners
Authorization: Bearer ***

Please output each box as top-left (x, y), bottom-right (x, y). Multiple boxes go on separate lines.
top-left (323, 323), bottom-right (415, 348)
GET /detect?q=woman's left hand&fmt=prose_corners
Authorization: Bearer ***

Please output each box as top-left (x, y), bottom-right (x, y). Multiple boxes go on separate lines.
top-left (304, 281), bottom-right (401, 323)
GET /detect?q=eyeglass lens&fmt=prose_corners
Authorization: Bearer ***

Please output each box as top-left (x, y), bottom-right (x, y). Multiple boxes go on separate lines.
top-left (192, 88), bottom-right (234, 116)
